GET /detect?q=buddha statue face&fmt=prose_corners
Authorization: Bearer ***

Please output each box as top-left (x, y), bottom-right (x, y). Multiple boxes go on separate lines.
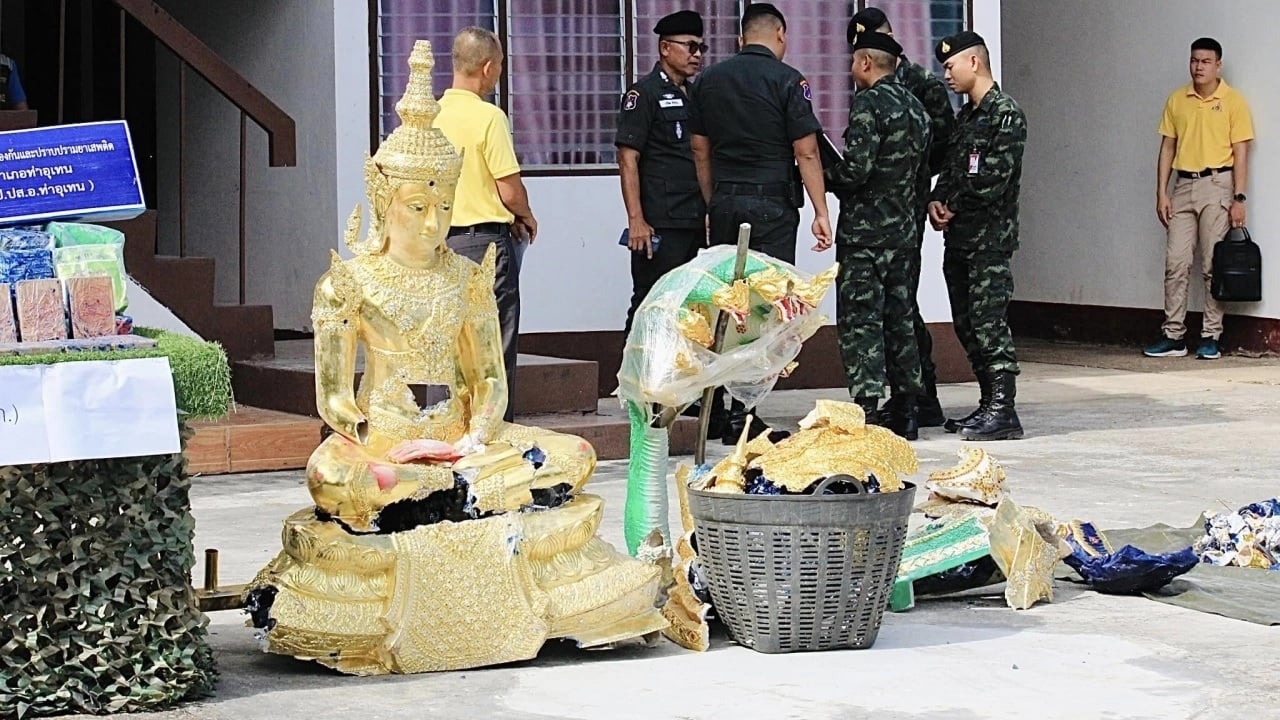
top-left (382, 179), bottom-right (456, 257)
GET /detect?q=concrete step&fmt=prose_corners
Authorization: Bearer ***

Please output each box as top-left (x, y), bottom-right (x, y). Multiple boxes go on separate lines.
top-left (525, 399), bottom-right (700, 461)
top-left (187, 405), bottom-right (323, 475)
top-left (233, 340), bottom-right (600, 418)
top-left (186, 400), bottom-right (698, 471)
top-left (104, 210), bottom-right (276, 361)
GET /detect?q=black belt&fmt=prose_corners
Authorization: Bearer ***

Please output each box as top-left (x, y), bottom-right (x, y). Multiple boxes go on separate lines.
top-left (716, 181), bottom-right (792, 197)
top-left (447, 222), bottom-right (507, 236)
top-left (1177, 166), bottom-right (1232, 179)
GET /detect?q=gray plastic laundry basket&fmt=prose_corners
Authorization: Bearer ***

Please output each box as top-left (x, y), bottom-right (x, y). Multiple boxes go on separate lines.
top-left (687, 479), bottom-right (916, 653)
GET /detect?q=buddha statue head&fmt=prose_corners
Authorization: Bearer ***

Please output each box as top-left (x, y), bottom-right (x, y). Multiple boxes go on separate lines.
top-left (346, 40), bottom-right (464, 258)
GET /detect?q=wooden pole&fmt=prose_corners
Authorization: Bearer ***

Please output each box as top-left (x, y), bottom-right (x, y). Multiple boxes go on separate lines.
top-left (693, 223), bottom-right (752, 465)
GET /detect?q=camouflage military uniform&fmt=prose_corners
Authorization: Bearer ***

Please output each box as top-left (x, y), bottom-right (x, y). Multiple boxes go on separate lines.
top-left (827, 75), bottom-right (930, 400)
top-left (932, 82), bottom-right (1026, 376)
top-left (897, 57), bottom-right (956, 391)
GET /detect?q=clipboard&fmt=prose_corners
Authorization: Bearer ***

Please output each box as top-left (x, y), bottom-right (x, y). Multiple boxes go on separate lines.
top-left (819, 132), bottom-right (844, 171)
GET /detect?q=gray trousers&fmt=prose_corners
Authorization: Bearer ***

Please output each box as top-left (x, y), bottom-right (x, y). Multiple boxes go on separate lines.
top-left (446, 225), bottom-right (524, 423)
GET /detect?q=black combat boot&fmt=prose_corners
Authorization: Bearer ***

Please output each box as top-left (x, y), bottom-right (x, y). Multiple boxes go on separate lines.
top-left (916, 377), bottom-right (947, 428)
top-left (880, 394), bottom-right (919, 441)
top-left (682, 387), bottom-right (727, 440)
top-left (944, 372), bottom-right (992, 433)
top-left (854, 397), bottom-right (882, 426)
top-left (960, 371), bottom-right (1024, 441)
top-left (722, 399), bottom-right (790, 445)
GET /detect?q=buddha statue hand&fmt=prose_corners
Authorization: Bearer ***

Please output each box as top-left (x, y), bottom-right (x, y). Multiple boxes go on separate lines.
top-left (386, 439), bottom-right (465, 464)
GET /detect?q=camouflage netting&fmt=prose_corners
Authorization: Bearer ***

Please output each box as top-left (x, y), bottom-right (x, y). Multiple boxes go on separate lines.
top-left (0, 430), bottom-right (217, 718)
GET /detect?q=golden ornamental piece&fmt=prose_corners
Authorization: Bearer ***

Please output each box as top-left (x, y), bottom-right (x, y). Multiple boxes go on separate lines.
top-left (246, 40), bottom-right (664, 675)
top-left (986, 498), bottom-right (1068, 610)
top-left (925, 447), bottom-right (1008, 507)
top-left (715, 399), bottom-right (917, 493)
top-left (661, 465), bottom-right (713, 651)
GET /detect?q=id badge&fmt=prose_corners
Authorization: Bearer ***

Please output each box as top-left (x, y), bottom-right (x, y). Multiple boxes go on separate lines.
top-left (968, 152), bottom-right (981, 175)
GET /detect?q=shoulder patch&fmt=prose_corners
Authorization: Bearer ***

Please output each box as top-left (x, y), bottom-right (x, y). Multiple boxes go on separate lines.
top-left (622, 89), bottom-right (639, 111)
top-left (799, 78), bottom-right (812, 101)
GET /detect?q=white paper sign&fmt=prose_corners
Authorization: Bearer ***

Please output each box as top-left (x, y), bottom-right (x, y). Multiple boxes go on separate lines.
top-left (0, 366), bottom-right (51, 465)
top-left (0, 358), bottom-right (181, 464)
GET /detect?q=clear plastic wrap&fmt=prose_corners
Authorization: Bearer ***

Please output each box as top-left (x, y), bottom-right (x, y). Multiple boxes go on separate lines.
top-left (617, 246), bottom-right (836, 417)
top-left (46, 222), bottom-right (129, 312)
top-left (617, 246), bottom-right (837, 553)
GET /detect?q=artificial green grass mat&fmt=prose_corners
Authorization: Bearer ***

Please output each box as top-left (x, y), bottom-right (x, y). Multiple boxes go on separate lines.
top-left (0, 328), bottom-right (232, 419)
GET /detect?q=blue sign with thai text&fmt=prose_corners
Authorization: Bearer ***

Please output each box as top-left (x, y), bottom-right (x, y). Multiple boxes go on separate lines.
top-left (0, 120), bottom-right (145, 227)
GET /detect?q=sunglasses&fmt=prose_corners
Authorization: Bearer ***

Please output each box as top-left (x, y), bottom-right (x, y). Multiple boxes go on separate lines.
top-left (663, 39), bottom-right (708, 55)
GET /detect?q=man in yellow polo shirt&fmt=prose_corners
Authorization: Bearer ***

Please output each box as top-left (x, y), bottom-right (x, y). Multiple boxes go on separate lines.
top-left (437, 27), bottom-right (538, 421)
top-left (1146, 37), bottom-right (1253, 360)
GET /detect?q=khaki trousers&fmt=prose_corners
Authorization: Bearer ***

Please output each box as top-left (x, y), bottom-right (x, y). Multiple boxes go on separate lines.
top-left (1163, 170), bottom-right (1232, 340)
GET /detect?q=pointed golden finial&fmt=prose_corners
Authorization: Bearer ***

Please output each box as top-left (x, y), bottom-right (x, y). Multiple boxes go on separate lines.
top-left (370, 40), bottom-right (461, 184)
top-left (708, 415), bottom-right (755, 493)
top-left (350, 40), bottom-right (464, 255)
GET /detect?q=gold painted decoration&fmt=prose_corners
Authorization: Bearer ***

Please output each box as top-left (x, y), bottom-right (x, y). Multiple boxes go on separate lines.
top-left (249, 41), bottom-right (665, 675)
top-left (660, 465), bottom-right (712, 651)
top-left (749, 400), bottom-right (916, 492)
top-left (792, 265), bottom-right (838, 309)
top-left (986, 498), bottom-right (1068, 610)
top-left (676, 306), bottom-right (714, 347)
top-left (925, 447), bottom-right (1008, 507)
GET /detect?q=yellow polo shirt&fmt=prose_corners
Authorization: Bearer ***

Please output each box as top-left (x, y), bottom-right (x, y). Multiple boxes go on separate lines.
top-left (1158, 79), bottom-right (1254, 172)
top-left (435, 88), bottom-right (520, 225)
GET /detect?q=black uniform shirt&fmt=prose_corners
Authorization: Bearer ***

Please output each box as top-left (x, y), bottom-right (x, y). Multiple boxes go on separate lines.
top-left (615, 63), bottom-right (706, 229)
top-left (688, 44), bottom-right (822, 185)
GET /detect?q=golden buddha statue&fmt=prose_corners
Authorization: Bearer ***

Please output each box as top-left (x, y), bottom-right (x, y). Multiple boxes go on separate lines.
top-left (245, 40), bottom-right (665, 675)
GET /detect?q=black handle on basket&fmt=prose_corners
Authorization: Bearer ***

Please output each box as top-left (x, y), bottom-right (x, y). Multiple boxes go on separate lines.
top-left (811, 474), bottom-right (866, 496)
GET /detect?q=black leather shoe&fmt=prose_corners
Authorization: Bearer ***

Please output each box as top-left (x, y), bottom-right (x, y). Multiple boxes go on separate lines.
top-left (880, 395), bottom-right (919, 441)
top-left (722, 400), bottom-right (789, 445)
top-left (944, 372), bottom-right (993, 433)
top-left (916, 394), bottom-right (946, 428)
top-left (854, 396), bottom-right (882, 426)
top-left (960, 371), bottom-right (1024, 441)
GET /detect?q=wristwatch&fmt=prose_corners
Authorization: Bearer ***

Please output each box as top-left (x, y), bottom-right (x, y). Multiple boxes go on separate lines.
top-left (1234, 193), bottom-right (1247, 203)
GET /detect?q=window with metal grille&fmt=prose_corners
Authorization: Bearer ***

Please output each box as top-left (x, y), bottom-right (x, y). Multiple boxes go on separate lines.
top-left (780, 1), bottom-right (860, 139)
top-left (868, 0), bottom-right (968, 79)
top-left (632, 0), bottom-right (745, 79)
top-left (373, 1), bottom-right (967, 173)
top-left (374, 0), bottom-right (496, 140)
top-left (506, 1), bottom-right (626, 169)
top-left (783, 1), bottom-right (967, 141)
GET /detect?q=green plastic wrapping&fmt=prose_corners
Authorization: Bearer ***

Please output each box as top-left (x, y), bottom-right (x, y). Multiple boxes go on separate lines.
top-left (46, 221), bottom-right (128, 312)
top-left (624, 399), bottom-right (671, 555)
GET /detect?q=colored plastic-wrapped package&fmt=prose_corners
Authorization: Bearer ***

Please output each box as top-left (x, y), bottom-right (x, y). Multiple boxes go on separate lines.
top-left (0, 227), bottom-right (56, 284)
top-left (67, 275), bottom-right (117, 338)
top-left (0, 283), bottom-right (16, 343)
top-left (15, 278), bottom-right (67, 342)
top-left (46, 222), bottom-right (129, 313)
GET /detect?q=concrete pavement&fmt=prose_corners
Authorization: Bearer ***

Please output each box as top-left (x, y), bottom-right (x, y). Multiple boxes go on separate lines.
top-left (87, 342), bottom-right (1280, 719)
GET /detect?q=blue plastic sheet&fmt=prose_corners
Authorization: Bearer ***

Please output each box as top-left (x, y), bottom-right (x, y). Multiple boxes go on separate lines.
top-left (0, 227), bottom-right (55, 284)
top-left (1063, 521), bottom-right (1198, 594)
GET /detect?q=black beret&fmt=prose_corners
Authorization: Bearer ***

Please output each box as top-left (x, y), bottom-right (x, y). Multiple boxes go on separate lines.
top-left (847, 7), bottom-right (889, 45)
top-left (935, 30), bottom-right (986, 64)
top-left (654, 10), bottom-right (703, 37)
top-left (852, 30), bottom-right (902, 58)
top-left (742, 3), bottom-right (786, 32)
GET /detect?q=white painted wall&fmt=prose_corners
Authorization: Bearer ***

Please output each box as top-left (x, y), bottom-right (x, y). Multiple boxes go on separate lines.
top-left (155, 0), bottom-right (369, 331)
top-left (1002, 0), bottom-right (1278, 318)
